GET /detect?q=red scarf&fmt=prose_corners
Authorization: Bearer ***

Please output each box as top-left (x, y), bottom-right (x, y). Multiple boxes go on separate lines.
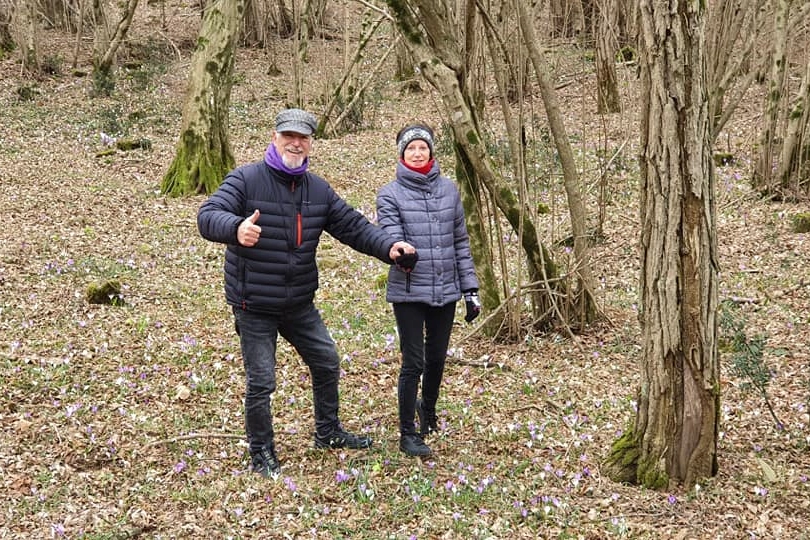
top-left (401, 158), bottom-right (434, 175)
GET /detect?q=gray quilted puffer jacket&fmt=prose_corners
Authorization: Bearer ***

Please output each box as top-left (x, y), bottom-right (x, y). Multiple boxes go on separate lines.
top-left (376, 160), bottom-right (479, 306)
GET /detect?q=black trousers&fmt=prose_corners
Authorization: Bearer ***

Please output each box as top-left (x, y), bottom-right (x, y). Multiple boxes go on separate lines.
top-left (392, 301), bottom-right (456, 435)
top-left (234, 303), bottom-right (342, 454)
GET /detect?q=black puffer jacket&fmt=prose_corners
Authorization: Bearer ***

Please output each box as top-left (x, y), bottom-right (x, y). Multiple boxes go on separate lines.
top-left (198, 161), bottom-right (396, 313)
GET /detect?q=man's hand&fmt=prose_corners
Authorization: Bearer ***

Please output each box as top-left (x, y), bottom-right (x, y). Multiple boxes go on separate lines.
top-left (389, 241), bottom-right (415, 261)
top-left (238, 209), bottom-right (261, 247)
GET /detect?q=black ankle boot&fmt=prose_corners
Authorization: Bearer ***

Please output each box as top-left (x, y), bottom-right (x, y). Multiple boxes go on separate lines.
top-left (400, 433), bottom-right (431, 457)
top-left (416, 399), bottom-right (438, 436)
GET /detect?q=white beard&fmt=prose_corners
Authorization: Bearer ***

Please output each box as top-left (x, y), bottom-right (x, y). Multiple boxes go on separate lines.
top-left (282, 152), bottom-right (305, 169)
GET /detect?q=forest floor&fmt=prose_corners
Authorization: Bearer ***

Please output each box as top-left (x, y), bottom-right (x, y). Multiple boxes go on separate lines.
top-left (0, 3), bottom-right (809, 539)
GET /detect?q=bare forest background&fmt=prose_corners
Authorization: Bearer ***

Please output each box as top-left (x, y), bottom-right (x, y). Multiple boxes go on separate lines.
top-left (0, 0), bottom-right (809, 538)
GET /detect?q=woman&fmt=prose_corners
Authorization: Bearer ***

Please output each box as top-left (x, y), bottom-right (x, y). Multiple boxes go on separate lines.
top-left (376, 123), bottom-right (481, 457)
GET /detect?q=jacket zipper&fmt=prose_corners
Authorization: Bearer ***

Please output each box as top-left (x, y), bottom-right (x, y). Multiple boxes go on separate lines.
top-left (292, 180), bottom-right (302, 247)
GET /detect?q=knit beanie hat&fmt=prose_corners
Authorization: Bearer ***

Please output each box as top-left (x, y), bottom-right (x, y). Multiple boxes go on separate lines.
top-left (396, 124), bottom-right (435, 158)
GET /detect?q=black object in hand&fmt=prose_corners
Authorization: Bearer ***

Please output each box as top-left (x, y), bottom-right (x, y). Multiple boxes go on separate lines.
top-left (463, 290), bottom-right (481, 323)
top-left (396, 249), bottom-right (419, 272)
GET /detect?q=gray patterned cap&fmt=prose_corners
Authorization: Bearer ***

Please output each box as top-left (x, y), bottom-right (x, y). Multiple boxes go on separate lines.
top-left (396, 125), bottom-right (434, 158)
top-left (275, 108), bottom-right (318, 136)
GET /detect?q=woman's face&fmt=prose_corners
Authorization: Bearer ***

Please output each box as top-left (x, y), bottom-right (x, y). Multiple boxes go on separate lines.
top-left (402, 139), bottom-right (431, 168)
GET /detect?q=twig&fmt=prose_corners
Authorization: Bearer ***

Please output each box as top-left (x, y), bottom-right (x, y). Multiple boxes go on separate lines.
top-left (158, 30), bottom-right (183, 61)
top-left (724, 296), bottom-right (760, 304)
top-left (145, 432), bottom-right (244, 448)
top-left (508, 400), bottom-right (563, 414)
top-left (448, 358), bottom-right (512, 371)
top-left (351, 0), bottom-right (393, 21)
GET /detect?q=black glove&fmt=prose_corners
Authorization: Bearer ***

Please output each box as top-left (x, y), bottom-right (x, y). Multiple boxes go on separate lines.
top-left (396, 249), bottom-right (419, 272)
top-left (463, 290), bottom-right (481, 323)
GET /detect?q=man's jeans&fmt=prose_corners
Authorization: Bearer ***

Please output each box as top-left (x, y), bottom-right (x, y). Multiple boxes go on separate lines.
top-left (234, 303), bottom-right (341, 454)
top-left (392, 301), bottom-right (456, 435)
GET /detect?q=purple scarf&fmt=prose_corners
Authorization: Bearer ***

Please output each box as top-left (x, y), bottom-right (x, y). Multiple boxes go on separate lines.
top-left (264, 143), bottom-right (309, 175)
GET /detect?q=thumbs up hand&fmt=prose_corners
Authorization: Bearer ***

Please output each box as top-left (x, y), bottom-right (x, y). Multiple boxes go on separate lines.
top-left (238, 209), bottom-right (261, 247)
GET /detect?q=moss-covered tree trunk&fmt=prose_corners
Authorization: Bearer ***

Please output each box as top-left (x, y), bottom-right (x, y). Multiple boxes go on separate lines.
top-left (162, 0), bottom-right (244, 196)
top-left (604, 0), bottom-right (720, 490)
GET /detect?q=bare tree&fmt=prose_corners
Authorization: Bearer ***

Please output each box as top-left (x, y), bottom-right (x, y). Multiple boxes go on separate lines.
top-left (750, 0), bottom-right (810, 197)
top-left (0, 3), bottom-right (11, 53)
top-left (705, 0), bottom-right (768, 140)
top-left (550, 0), bottom-right (584, 39)
top-left (594, 0), bottom-right (619, 113)
top-left (753, 0), bottom-right (790, 193)
top-left (775, 55), bottom-right (810, 193)
top-left (316, 11), bottom-right (385, 133)
top-left (604, 0), bottom-right (719, 489)
top-left (386, 0), bottom-right (603, 335)
top-left (161, 0), bottom-right (244, 196)
top-left (91, 0), bottom-right (139, 96)
top-left (11, 0), bottom-right (39, 76)
top-left (517, 0), bottom-right (598, 324)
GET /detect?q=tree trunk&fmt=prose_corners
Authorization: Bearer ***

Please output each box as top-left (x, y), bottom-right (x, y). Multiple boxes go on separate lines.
top-left (92, 0), bottom-right (139, 96)
top-left (517, 0), bottom-right (598, 325)
top-left (242, 0), bottom-right (270, 47)
top-left (604, 0), bottom-right (720, 490)
top-left (274, 0), bottom-right (294, 37)
top-left (550, 0), bottom-right (585, 39)
top-left (316, 12), bottom-right (386, 136)
top-left (161, 0), bottom-right (243, 196)
top-left (291, 0), bottom-right (306, 106)
top-left (0, 5), bottom-right (12, 53)
top-left (753, 0), bottom-right (790, 193)
top-left (12, 0), bottom-right (39, 76)
top-left (595, 0), bottom-right (620, 114)
top-left (776, 56), bottom-right (810, 194)
top-left (386, 0), bottom-right (567, 333)
top-left (705, 0), bottom-right (767, 141)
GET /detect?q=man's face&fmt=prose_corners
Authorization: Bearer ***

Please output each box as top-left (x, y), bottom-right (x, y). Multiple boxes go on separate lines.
top-left (273, 130), bottom-right (312, 169)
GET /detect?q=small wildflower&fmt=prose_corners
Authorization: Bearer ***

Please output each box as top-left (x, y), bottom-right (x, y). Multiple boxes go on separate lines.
top-left (335, 470), bottom-right (351, 483)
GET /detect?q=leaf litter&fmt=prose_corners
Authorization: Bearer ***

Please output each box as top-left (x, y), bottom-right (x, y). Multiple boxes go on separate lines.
top-left (0, 6), bottom-right (809, 540)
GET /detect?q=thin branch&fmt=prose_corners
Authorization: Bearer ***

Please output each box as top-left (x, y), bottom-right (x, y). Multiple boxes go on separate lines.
top-left (351, 0), bottom-right (393, 21)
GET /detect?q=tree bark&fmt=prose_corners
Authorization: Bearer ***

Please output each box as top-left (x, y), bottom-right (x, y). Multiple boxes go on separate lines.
top-left (776, 56), bottom-right (810, 193)
top-left (92, 0), bottom-right (140, 95)
top-left (12, 0), bottom-right (39, 76)
top-left (550, 0), bottom-right (584, 39)
top-left (517, 0), bottom-right (598, 325)
top-left (753, 0), bottom-right (790, 193)
top-left (604, 0), bottom-right (720, 490)
top-left (161, 0), bottom-right (243, 196)
top-left (594, 0), bottom-right (620, 114)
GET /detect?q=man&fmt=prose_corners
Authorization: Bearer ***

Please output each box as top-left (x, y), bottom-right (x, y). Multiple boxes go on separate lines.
top-left (197, 108), bottom-right (416, 478)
